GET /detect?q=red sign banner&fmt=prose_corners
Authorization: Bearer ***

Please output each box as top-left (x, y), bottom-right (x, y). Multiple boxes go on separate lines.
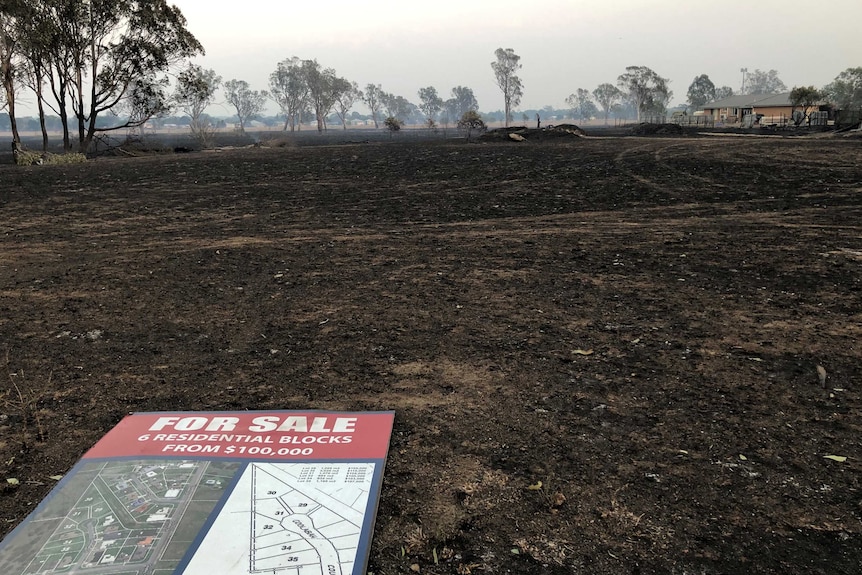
top-left (0, 410), bottom-right (395, 575)
top-left (84, 410), bottom-right (395, 460)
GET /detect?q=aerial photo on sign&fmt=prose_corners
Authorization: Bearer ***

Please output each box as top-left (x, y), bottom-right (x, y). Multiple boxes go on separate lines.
top-left (0, 410), bottom-right (395, 575)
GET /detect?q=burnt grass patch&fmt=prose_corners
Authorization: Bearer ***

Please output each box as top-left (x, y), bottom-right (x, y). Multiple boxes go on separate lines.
top-left (1, 136), bottom-right (861, 574)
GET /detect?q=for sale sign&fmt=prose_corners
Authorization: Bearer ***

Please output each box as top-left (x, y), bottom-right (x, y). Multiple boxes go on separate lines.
top-left (0, 410), bottom-right (395, 575)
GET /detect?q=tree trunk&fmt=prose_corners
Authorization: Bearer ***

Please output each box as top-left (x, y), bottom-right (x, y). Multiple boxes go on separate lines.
top-left (82, 112), bottom-right (98, 153)
top-left (77, 113), bottom-right (85, 150)
top-left (37, 91), bottom-right (48, 152)
top-left (79, 10), bottom-right (97, 152)
top-left (1, 29), bottom-right (19, 143)
top-left (59, 97), bottom-right (71, 151)
top-left (31, 62), bottom-right (49, 151)
top-left (81, 57), bottom-right (100, 153)
top-left (48, 64), bottom-right (72, 150)
top-left (2, 61), bottom-right (20, 143)
top-left (3, 83), bottom-right (19, 143)
top-left (74, 67), bottom-right (86, 150)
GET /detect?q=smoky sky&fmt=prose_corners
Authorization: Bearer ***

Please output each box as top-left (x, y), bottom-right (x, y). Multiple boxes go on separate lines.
top-left (11, 0), bottom-right (862, 115)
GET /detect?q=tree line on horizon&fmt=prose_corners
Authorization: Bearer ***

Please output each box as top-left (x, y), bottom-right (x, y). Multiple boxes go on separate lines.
top-left (164, 59), bottom-right (862, 143)
top-left (566, 66), bottom-right (862, 127)
top-left (3, 2), bottom-right (861, 152)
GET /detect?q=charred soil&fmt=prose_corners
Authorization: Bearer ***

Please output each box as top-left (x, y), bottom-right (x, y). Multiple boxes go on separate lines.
top-left (1, 136), bottom-right (861, 574)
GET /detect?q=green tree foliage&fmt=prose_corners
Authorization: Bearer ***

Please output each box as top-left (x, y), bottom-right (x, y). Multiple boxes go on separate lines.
top-left (380, 92), bottom-right (416, 123)
top-left (16, 1), bottom-right (62, 150)
top-left (19, 0), bottom-right (79, 149)
top-left (565, 88), bottom-right (597, 121)
top-left (303, 60), bottom-right (341, 132)
top-left (333, 80), bottom-right (361, 130)
top-left (617, 66), bottom-right (672, 122)
top-left (446, 86), bottom-right (478, 122)
top-left (592, 83), bottom-right (622, 125)
top-left (3, 0), bottom-right (202, 151)
top-left (457, 109), bottom-right (485, 140)
top-left (743, 69), bottom-right (787, 94)
top-left (789, 85), bottom-right (823, 125)
top-left (686, 74), bottom-right (716, 110)
top-left (64, 0), bottom-right (202, 151)
top-left (715, 85), bottom-right (734, 100)
top-left (0, 0), bottom-right (26, 143)
top-left (223, 79), bottom-right (267, 134)
top-left (823, 67), bottom-right (862, 110)
top-left (269, 57), bottom-right (310, 131)
top-left (173, 64), bottom-right (221, 146)
top-left (417, 86), bottom-right (443, 121)
top-left (383, 115), bottom-right (401, 134)
top-left (362, 83), bottom-right (383, 128)
top-left (118, 77), bottom-right (171, 138)
top-left (491, 48), bottom-right (522, 126)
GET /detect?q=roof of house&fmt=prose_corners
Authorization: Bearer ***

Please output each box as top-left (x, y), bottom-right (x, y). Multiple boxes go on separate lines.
top-left (702, 92), bottom-right (793, 109)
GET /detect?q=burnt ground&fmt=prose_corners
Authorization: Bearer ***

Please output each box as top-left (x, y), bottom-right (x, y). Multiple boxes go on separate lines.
top-left (1, 135), bottom-right (861, 574)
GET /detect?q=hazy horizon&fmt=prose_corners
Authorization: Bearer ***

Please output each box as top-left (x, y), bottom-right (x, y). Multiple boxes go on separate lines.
top-left (9, 0), bottom-right (862, 117)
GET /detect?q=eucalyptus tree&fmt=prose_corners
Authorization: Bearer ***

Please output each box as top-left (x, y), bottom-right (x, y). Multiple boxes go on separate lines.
top-left (824, 68), bottom-right (862, 110)
top-left (686, 74), bottom-right (716, 110)
top-left (457, 109), bottom-right (485, 141)
top-left (0, 0), bottom-right (27, 143)
top-left (491, 48), bottom-right (522, 126)
top-left (173, 64), bottom-right (221, 146)
top-left (447, 85), bottom-right (478, 119)
top-left (789, 85), bottom-right (823, 125)
top-left (333, 79), bottom-right (361, 129)
top-left (362, 83), bottom-right (383, 128)
top-left (565, 88), bottom-right (597, 121)
top-left (617, 66), bottom-right (672, 122)
top-left (269, 57), bottom-right (310, 131)
top-left (23, 0), bottom-right (80, 149)
top-left (380, 91), bottom-right (415, 123)
top-left (3, 0), bottom-right (202, 151)
top-left (304, 60), bottom-right (341, 132)
top-left (58, 0), bottom-right (203, 151)
top-left (592, 83), bottom-right (622, 124)
top-left (223, 79), bottom-right (267, 134)
top-left (417, 86), bottom-right (442, 122)
top-left (17, 3), bottom-right (55, 150)
top-left (743, 69), bottom-right (786, 94)
top-left (715, 85), bottom-right (734, 100)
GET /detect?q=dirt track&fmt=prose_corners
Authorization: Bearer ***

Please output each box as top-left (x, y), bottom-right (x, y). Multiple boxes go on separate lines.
top-left (1, 135), bottom-right (861, 574)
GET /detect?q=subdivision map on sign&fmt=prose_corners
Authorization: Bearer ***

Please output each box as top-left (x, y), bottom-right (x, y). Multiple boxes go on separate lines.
top-left (180, 462), bottom-right (376, 575)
